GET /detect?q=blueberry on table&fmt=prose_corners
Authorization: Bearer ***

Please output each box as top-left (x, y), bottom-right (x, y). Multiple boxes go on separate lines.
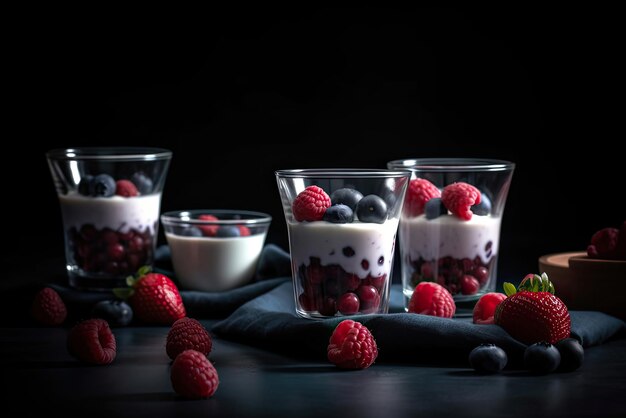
top-left (131, 172), bottom-right (153, 195)
top-left (471, 192), bottom-right (492, 216)
top-left (323, 204), bottom-right (354, 223)
top-left (469, 343), bottom-right (508, 373)
top-left (216, 226), bottom-right (241, 237)
top-left (330, 188), bottom-right (363, 211)
top-left (78, 175), bottom-right (94, 196)
top-left (425, 197), bottom-right (446, 220)
top-left (91, 300), bottom-right (133, 326)
top-left (524, 341), bottom-right (561, 374)
top-left (356, 195), bottom-right (388, 223)
top-left (90, 174), bottom-right (116, 197)
top-left (555, 338), bottom-right (584, 372)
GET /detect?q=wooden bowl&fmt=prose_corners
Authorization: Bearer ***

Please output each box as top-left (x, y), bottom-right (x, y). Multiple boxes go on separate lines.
top-left (539, 251), bottom-right (626, 320)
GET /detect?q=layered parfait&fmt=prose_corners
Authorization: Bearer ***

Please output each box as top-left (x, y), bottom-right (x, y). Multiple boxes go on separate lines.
top-left (287, 185), bottom-right (400, 318)
top-left (60, 172), bottom-right (160, 285)
top-left (399, 179), bottom-right (500, 305)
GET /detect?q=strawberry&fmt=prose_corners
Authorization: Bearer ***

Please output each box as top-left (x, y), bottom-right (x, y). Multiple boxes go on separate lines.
top-left (115, 267), bottom-right (186, 325)
top-left (494, 273), bottom-right (571, 345)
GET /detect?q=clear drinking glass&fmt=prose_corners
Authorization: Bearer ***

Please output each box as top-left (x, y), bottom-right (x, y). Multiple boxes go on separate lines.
top-left (275, 169), bottom-right (410, 319)
top-left (387, 158), bottom-right (515, 316)
top-left (47, 147), bottom-right (172, 290)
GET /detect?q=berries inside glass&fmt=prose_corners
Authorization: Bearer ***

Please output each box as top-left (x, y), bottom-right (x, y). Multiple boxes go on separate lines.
top-left (387, 158), bottom-right (515, 316)
top-left (47, 148), bottom-right (171, 290)
top-left (276, 169), bottom-right (410, 319)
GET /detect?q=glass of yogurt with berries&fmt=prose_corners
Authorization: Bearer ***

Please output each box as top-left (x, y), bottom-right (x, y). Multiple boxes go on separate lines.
top-left (387, 158), bottom-right (515, 316)
top-left (47, 147), bottom-right (172, 290)
top-left (275, 169), bottom-right (410, 319)
top-left (161, 209), bottom-right (272, 292)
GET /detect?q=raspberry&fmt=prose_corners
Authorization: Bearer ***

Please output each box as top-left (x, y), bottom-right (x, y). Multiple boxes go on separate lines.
top-left (441, 182), bottom-right (481, 221)
top-left (408, 281), bottom-right (456, 318)
top-left (166, 317), bottom-right (213, 360)
top-left (617, 221), bottom-right (626, 260)
top-left (327, 319), bottom-right (378, 369)
top-left (238, 225), bottom-right (251, 236)
top-left (473, 292), bottom-right (507, 324)
top-left (170, 349), bottom-right (219, 399)
top-left (67, 319), bottom-right (116, 365)
top-left (115, 179), bottom-right (139, 197)
top-left (292, 185), bottom-right (331, 222)
top-left (31, 287), bottom-right (67, 326)
top-left (405, 178), bottom-right (441, 217)
top-left (198, 214), bottom-right (219, 237)
top-left (587, 227), bottom-right (620, 259)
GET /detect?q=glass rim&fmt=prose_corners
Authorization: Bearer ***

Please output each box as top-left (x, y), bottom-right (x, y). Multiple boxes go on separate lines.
top-left (387, 158), bottom-right (515, 172)
top-left (161, 209), bottom-right (272, 226)
top-left (275, 168), bottom-right (411, 178)
top-left (46, 147), bottom-right (172, 161)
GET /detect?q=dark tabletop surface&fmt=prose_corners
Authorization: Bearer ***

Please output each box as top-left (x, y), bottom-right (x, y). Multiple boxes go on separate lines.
top-left (2, 256), bottom-right (626, 418)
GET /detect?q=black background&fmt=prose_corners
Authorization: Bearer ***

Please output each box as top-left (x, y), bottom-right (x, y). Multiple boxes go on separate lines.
top-left (4, 6), bottom-right (624, 282)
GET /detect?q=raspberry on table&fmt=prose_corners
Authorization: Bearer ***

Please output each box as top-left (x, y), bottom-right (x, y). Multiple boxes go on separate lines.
top-left (166, 317), bottom-right (213, 360)
top-left (170, 349), bottom-right (219, 399)
top-left (67, 318), bottom-right (116, 365)
top-left (292, 185), bottom-right (331, 222)
top-left (405, 178), bottom-right (441, 217)
top-left (441, 182), bottom-right (481, 221)
top-left (408, 281), bottom-right (456, 318)
top-left (473, 292), bottom-right (507, 324)
top-left (31, 287), bottom-right (67, 326)
top-left (327, 319), bottom-right (378, 369)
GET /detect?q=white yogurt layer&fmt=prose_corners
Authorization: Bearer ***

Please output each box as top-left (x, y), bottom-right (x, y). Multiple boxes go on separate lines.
top-left (288, 220), bottom-right (399, 279)
top-left (59, 192), bottom-right (161, 233)
top-left (399, 214), bottom-right (501, 263)
top-left (166, 232), bottom-right (267, 292)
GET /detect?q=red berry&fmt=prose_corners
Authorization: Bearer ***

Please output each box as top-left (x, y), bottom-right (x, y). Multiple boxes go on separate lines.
top-left (170, 349), bottom-right (219, 399)
top-left (129, 272), bottom-right (186, 325)
top-left (166, 317), bottom-right (213, 360)
top-left (198, 214), bottom-right (219, 237)
top-left (337, 292), bottom-right (360, 315)
top-left (327, 319), bottom-right (378, 369)
top-left (473, 266), bottom-right (489, 285)
top-left (31, 287), bottom-right (67, 326)
top-left (405, 178), bottom-right (441, 217)
top-left (616, 221), bottom-right (626, 260)
top-left (107, 243), bottom-right (126, 261)
top-left (356, 284), bottom-right (380, 313)
top-left (460, 275), bottom-right (480, 295)
top-left (298, 292), bottom-right (316, 311)
top-left (473, 292), bottom-right (507, 324)
top-left (292, 185), bottom-right (331, 222)
top-left (238, 225), bottom-right (251, 236)
top-left (441, 182), bottom-right (481, 221)
top-left (115, 180), bottom-right (139, 197)
top-left (408, 282), bottom-right (456, 318)
top-left (67, 319), bottom-right (116, 365)
top-left (587, 227), bottom-right (620, 259)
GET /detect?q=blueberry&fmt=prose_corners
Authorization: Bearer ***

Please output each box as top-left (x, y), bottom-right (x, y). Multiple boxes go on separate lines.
top-left (383, 192), bottom-right (397, 217)
top-left (356, 195), bottom-right (388, 223)
top-left (90, 174), bottom-right (116, 197)
top-left (555, 338), bottom-right (584, 372)
top-left (91, 300), bottom-right (133, 326)
top-left (425, 197), bottom-right (446, 220)
top-left (330, 188), bottom-right (363, 211)
top-left (524, 341), bottom-right (561, 374)
top-left (180, 226), bottom-right (203, 237)
top-left (468, 343), bottom-right (508, 373)
top-left (471, 192), bottom-right (492, 216)
top-left (216, 226), bottom-right (241, 237)
top-left (323, 204), bottom-right (354, 223)
top-left (78, 175), bottom-right (94, 196)
top-left (131, 172), bottom-right (153, 195)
